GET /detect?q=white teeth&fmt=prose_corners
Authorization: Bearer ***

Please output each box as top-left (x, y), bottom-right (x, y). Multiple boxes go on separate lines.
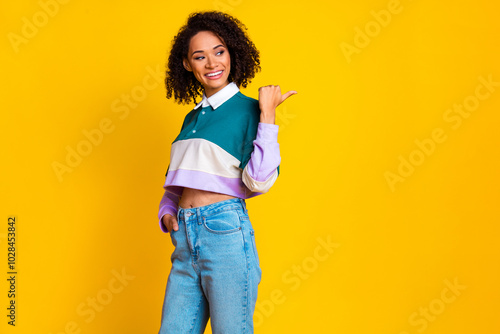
top-left (206, 70), bottom-right (222, 77)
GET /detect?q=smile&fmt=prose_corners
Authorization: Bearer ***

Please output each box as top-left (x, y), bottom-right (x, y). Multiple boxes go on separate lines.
top-left (205, 70), bottom-right (223, 78)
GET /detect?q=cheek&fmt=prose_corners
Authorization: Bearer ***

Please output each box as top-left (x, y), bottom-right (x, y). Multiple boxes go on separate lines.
top-left (193, 65), bottom-right (205, 80)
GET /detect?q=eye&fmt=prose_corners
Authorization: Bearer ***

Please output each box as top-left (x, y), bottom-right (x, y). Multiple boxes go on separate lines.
top-left (216, 50), bottom-right (225, 56)
top-left (194, 56), bottom-right (205, 60)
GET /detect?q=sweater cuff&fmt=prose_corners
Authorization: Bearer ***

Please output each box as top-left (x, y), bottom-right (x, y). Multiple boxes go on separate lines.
top-left (158, 190), bottom-right (180, 233)
top-left (159, 206), bottom-right (177, 233)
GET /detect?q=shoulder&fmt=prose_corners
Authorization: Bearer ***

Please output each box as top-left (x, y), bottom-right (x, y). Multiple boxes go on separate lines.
top-left (233, 91), bottom-right (259, 109)
top-left (182, 107), bottom-right (198, 124)
top-left (230, 92), bottom-right (261, 137)
top-left (225, 92), bottom-right (260, 121)
top-left (186, 107), bottom-right (198, 118)
top-left (234, 91), bottom-right (258, 104)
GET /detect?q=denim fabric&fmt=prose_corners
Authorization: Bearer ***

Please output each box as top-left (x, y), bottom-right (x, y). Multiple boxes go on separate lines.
top-left (159, 198), bottom-right (262, 334)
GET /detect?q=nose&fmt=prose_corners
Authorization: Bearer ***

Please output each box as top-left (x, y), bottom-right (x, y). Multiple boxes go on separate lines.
top-left (205, 55), bottom-right (217, 69)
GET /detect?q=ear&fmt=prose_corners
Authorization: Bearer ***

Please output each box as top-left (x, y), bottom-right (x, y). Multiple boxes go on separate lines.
top-left (183, 58), bottom-right (192, 72)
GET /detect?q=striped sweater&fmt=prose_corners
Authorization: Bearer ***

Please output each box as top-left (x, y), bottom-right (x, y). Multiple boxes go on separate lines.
top-left (158, 82), bottom-right (280, 232)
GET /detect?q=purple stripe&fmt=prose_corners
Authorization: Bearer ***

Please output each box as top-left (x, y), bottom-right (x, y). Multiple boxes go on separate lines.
top-left (164, 169), bottom-right (262, 199)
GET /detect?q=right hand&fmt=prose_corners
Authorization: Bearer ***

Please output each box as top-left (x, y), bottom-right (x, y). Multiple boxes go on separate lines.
top-left (258, 85), bottom-right (297, 124)
top-left (162, 214), bottom-right (179, 233)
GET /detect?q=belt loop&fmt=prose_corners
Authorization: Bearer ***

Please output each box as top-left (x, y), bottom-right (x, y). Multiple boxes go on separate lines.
top-left (176, 207), bottom-right (181, 222)
top-left (239, 198), bottom-right (247, 213)
top-left (196, 207), bottom-right (203, 225)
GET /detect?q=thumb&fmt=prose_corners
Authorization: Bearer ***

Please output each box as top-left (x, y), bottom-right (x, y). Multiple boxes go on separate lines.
top-left (281, 90), bottom-right (298, 104)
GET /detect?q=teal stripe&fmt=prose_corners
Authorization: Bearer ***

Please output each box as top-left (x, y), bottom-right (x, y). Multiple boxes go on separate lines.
top-left (173, 92), bottom-right (260, 170)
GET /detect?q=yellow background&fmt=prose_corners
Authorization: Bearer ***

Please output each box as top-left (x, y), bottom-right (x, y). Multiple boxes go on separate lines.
top-left (2, 0), bottom-right (500, 333)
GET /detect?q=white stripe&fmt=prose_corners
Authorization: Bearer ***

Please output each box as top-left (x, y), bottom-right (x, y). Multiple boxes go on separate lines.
top-left (242, 167), bottom-right (278, 193)
top-left (169, 138), bottom-right (242, 178)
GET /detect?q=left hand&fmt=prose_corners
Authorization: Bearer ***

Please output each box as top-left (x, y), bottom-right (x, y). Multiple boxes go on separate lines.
top-left (258, 85), bottom-right (297, 124)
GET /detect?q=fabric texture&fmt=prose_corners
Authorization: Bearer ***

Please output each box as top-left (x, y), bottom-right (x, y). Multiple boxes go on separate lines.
top-left (158, 198), bottom-right (261, 334)
top-left (158, 82), bottom-right (281, 233)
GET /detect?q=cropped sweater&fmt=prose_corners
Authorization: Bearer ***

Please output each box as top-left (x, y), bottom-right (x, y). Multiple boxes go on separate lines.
top-left (158, 82), bottom-right (281, 233)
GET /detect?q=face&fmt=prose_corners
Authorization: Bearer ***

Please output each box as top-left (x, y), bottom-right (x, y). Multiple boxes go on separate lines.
top-left (183, 30), bottom-right (231, 98)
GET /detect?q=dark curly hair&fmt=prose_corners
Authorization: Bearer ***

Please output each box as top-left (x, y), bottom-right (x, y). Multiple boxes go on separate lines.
top-left (165, 11), bottom-right (261, 105)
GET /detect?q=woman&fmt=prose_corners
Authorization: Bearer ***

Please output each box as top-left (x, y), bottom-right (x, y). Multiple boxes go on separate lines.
top-left (158, 11), bottom-right (296, 333)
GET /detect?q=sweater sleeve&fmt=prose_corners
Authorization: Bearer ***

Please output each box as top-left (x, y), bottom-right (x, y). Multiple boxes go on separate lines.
top-left (158, 186), bottom-right (183, 233)
top-left (242, 122), bottom-right (281, 193)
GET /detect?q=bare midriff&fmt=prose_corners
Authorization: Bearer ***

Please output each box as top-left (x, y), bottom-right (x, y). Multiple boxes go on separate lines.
top-left (178, 188), bottom-right (236, 209)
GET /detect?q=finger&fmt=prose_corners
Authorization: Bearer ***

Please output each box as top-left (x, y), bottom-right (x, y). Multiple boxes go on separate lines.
top-left (172, 219), bottom-right (179, 232)
top-left (281, 90), bottom-right (298, 103)
top-left (162, 216), bottom-right (169, 231)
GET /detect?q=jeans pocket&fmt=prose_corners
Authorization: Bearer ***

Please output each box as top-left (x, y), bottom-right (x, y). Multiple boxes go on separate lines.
top-left (202, 209), bottom-right (242, 235)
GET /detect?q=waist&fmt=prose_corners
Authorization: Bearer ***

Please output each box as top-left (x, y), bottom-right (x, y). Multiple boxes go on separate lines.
top-left (164, 169), bottom-right (262, 200)
top-left (177, 197), bottom-right (247, 222)
top-left (179, 188), bottom-right (236, 209)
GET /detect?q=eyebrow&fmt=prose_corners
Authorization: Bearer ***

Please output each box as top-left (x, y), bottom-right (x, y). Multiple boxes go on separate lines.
top-left (191, 44), bottom-right (225, 56)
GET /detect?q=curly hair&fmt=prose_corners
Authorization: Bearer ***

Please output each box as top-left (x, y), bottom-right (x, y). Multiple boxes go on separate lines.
top-left (165, 11), bottom-right (261, 105)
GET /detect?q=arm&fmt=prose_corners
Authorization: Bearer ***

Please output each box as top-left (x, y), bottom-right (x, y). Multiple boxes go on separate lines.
top-left (242, 85), bottom-right (297, 192)
top-left (242, 123), bottom-right (280, 192)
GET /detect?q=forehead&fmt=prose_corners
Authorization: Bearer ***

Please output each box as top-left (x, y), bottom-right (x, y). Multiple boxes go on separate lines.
top-left (188, 31), bottom-right (225, 51)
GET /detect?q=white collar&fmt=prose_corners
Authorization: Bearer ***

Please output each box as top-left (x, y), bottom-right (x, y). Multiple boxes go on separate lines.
top-left (194, 82), bottom-right (240, 110)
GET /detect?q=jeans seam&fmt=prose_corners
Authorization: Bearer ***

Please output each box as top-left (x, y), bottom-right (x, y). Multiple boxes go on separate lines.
top-left (188, 294), bottom-right (205, 334)
top-left (203, 205), bottom-right (239, 216)
top-left (161, 199), bottom-right (256, 333)
top-left (250, 230), bottom-right (260, 268)
top-left (242, 227), bottom-right (251, 333)
top-left (202, 213), bottom-right (243, 235)
top-left (202, 224), bottom-right (241, 235)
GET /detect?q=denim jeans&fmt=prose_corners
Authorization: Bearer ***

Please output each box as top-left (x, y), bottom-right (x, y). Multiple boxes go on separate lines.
top-left (159, 198), bottom-right (262, 334)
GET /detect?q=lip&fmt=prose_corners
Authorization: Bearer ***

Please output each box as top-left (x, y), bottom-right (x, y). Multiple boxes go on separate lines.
top-left (205, 70), bottom-right (224, 80)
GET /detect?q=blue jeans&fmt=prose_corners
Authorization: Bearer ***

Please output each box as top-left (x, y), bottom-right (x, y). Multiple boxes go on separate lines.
top-left (159, 198), bottom-right (262, 334)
